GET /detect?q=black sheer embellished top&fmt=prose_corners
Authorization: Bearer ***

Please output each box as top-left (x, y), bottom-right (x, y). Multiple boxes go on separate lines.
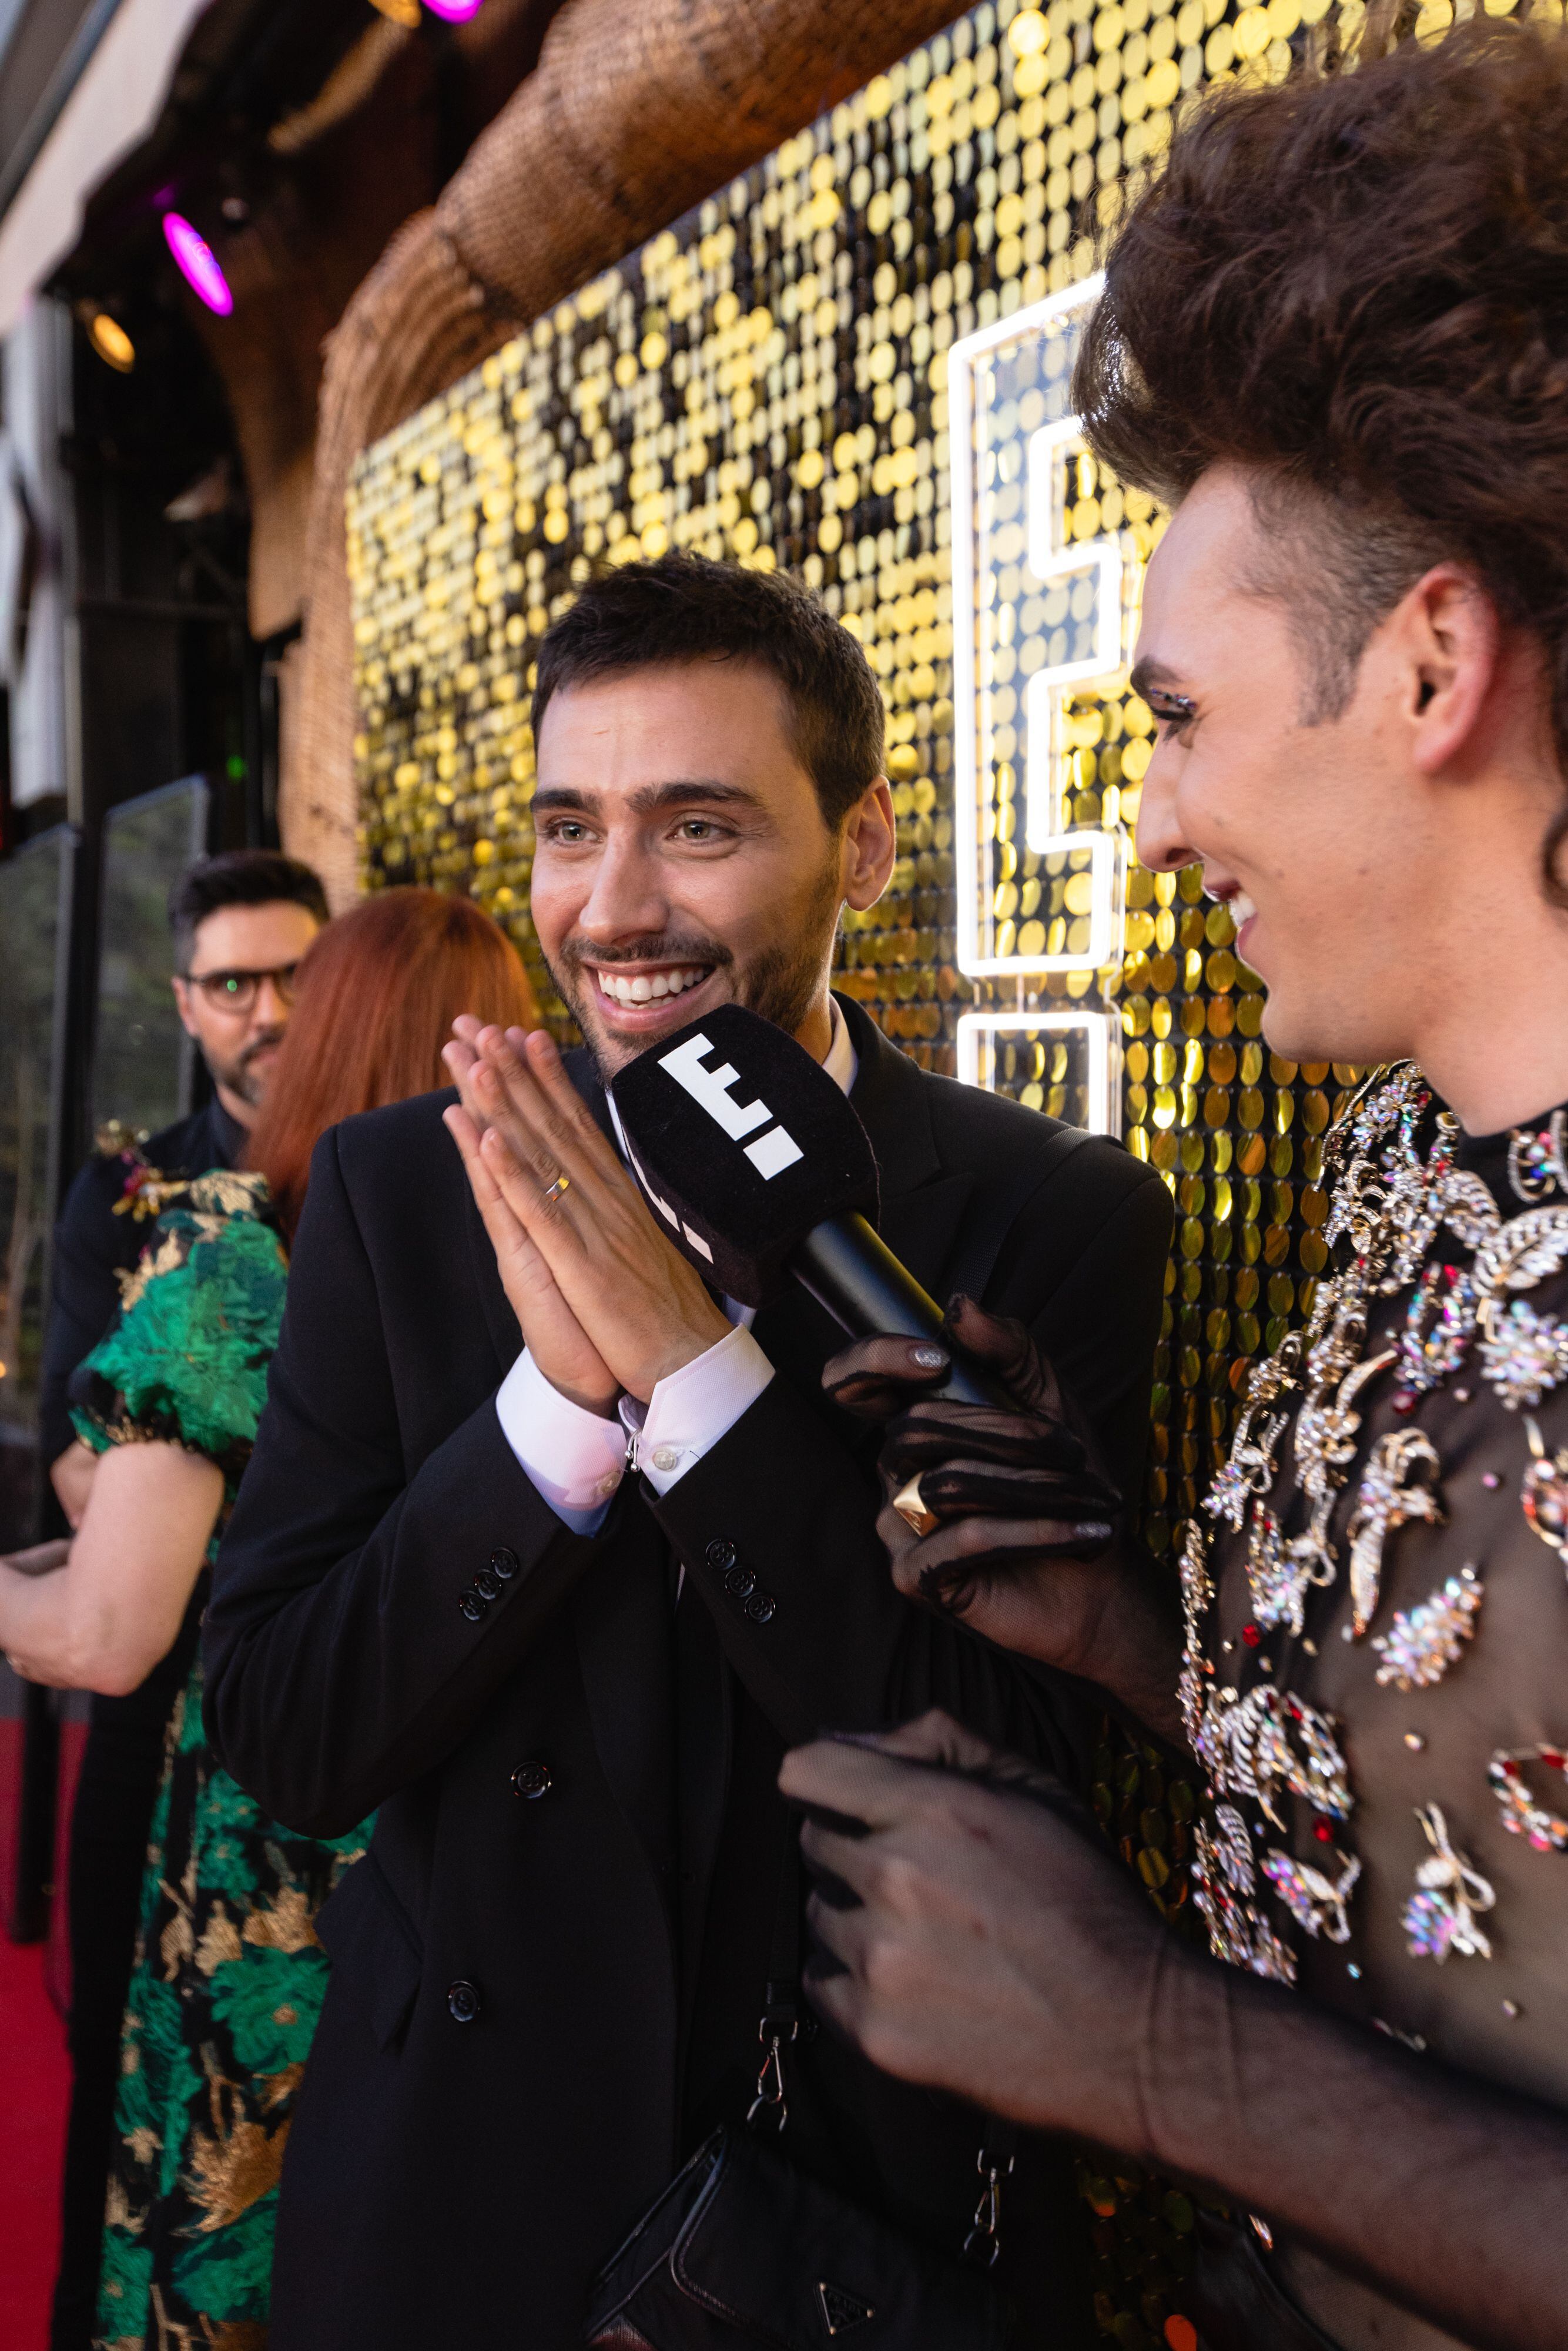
top-left (1181, 1066), bottom-right (1568, 2113)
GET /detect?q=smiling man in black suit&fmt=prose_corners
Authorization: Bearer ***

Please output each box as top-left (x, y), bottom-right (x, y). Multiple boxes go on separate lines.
top-left (203, 555), bottom-right (1173, 2350)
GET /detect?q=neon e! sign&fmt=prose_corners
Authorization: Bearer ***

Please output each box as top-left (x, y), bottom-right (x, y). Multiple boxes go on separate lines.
top-left (947, 274), bottom-right (1138, 1134)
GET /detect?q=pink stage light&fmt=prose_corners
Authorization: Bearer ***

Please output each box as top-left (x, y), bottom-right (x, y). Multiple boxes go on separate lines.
top-left (422, 0), bottom-right (485, 21)
top-left (162, 213), bottom-right (233, 316)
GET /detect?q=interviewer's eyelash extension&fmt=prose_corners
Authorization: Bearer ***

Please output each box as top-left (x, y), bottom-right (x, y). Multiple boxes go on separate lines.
top-left (1149, 691), bottom-right (1199, 739)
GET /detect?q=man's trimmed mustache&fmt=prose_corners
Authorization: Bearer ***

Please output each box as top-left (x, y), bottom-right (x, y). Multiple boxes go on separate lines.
top-left (555, 935), bottom-right (733, 975)
top-left (237, 1029), bottom-right (285, 1069)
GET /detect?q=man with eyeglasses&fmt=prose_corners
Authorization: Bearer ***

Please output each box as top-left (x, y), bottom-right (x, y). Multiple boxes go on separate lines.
top-left (39, 845), bottom-right (326, 2351)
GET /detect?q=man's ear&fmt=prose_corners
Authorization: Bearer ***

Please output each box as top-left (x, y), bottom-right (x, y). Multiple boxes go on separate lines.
top-left (1403, 564), bottom-right (1502, 776)
top-left (842, 776), bottom-right (897, 912)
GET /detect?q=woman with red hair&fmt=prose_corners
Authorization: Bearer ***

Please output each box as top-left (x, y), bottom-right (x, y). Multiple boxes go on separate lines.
top-left (0, 886), bottom-right (533, 2349)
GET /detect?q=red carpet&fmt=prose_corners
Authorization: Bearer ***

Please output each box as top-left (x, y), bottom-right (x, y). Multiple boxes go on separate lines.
top-left (0, 1928), bottom-right (69, 2347)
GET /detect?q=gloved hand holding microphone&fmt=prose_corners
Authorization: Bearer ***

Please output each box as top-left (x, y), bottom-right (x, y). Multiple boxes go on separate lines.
top-left (823, 1298), bottom-right (1185, 1744)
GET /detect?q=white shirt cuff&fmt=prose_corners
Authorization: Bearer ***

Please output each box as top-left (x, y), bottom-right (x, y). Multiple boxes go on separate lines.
top-left (494, 1348), bottom-right (627, 1536)
top-left (618, 1322), bottom-right (775, 1497)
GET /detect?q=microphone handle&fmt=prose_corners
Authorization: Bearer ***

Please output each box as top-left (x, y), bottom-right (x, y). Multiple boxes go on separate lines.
top-left (788, 1211), bottom-right (1011, 1408)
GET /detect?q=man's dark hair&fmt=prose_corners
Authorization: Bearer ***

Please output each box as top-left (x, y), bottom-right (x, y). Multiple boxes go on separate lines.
top-left (1074, 13), bottom-right (1568, 886)
top-left (169, 849), bottom-right (330, 969)
top-left (531, 554), bottom-right (886, 830)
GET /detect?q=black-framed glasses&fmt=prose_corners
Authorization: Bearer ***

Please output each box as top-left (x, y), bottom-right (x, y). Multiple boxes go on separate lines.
top-left (179, 963), bottom-right (301, 1014)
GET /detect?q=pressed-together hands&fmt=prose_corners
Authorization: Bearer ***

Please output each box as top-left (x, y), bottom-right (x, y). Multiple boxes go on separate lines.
top-left (823, 1298), bottom-right (1185, 1743)
top-left (442, 1018), bottom-right (729, 1414)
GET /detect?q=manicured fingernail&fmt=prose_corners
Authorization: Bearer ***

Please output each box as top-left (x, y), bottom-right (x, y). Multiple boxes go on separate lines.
top-left (910, 1344), bottom-right (947, 1369)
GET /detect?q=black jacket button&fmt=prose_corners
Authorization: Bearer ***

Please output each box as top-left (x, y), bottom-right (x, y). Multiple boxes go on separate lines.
top-left (745, 1591), bottom-right (777, 1625)
top-left (490, 1546), bottom-right (520, 1580)
top-left (473, 1568), bottom-right (501, 1602)
top-left (706, 1538), bottom-right (737, 1571)
top-left (724, 1564), bottom-right (756, 1599)
top-left (511, 1759), bottom-right (552, 1800)
top-left (447, 1979), bottom-right (482, 2024)
top-left (458, 1591), bottom-right (486, 1622)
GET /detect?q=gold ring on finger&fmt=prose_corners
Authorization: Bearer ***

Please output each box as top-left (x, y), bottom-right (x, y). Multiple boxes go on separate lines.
top-left (542, 1171), bottom-right (570, 1207)
top-left (893, 1473), bottom-right (939, 1537)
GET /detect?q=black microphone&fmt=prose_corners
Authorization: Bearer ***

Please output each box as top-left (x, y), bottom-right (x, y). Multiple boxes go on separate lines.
top-left (608, 1004), bottom-right (1008, 1408)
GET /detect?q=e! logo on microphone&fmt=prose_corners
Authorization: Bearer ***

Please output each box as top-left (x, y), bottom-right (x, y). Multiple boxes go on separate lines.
top-left (657, 1034), bottom-right (804, 1181)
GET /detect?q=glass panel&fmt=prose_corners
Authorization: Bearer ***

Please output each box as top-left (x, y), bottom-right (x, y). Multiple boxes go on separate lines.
top-left (89, 776), bottom-right (208, 1140)
top-left (0, 829), bottom-right (72, 1546)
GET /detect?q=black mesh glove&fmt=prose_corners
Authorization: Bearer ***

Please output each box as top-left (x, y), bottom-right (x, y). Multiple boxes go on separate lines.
top-left (822, 1294), bottom-right (1124, 1617)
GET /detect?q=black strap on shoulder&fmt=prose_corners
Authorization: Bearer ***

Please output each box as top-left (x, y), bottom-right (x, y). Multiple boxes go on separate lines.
top-left (942, 1120), bottom-right (1094, 1314)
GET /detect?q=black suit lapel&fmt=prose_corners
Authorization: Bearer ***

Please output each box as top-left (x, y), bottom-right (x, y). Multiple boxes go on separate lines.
top-left (461, 1183), bottom-right (523, 1382)
top-left (565, 1044), bottom-right (617, 1145)
top-left (839, 994), bottom-right (973, 1308)
top-left (877, 1176), bottom-right (975, 1312)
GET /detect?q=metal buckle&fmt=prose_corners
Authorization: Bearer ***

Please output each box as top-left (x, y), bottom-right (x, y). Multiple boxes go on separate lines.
top-left (962, 2141), bottom-right (1015, 2268)
top-left (746, 2012), bottom-right (798, 2132)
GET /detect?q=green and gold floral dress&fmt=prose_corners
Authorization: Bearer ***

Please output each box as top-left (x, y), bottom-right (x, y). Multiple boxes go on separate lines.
top-left (70, 1170), bottom-right (372, 2351)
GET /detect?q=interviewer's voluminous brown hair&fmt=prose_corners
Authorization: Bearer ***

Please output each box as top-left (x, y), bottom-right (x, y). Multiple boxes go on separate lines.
top-left (246, 888), bottom-right (535, 1235)
top-left (1074, 12), bottom-right (1568, 888)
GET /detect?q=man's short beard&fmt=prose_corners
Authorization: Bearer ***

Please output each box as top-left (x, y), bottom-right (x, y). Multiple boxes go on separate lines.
top-left (548, 853), bottom-right (843, 1077)
top-left (209, 1031), bottom-right (282, 1109)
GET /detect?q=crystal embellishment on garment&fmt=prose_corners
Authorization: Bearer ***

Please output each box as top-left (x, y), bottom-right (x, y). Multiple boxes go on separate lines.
top-left (1204, 1345), bottom-right (1297, 1533)
top-left (1479, 1300), bottom-right (1568, 1413)
top-left (1507, 1112), bottom-right (1568, 1203)
top-left (1261, 1846), bottom-right (1361, 1944)
top-left (1193, 1809), bottom-right (1298, 1985)
top-left (1345, 1429), bottom-right (1445, 1639)
top-left (1177, 1519), bottom-right (1215, 1753)
top-left (1244, 1503), bottom-right (1328, 1639)
top-left (1395, 1263), bottom-right (1477, 1400)
top-left (1521, 1417), bottom-right (1568, 1560)
top-left (1487, 1746), bottom-right (1568, 1854)
top-left (1198, 1682), bottom-right (1353, 1830)
top-left (1402, 1804), bottom-right (1496, 1962)
top-left (1371, 1564), bottom-right (1483, 1690)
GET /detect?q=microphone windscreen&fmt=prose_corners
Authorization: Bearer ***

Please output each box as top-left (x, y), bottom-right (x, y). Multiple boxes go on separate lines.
top-left (609, 1003), bottom-right (879, 1308)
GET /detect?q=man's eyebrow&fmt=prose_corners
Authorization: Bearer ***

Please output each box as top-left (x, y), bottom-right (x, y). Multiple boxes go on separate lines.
top-left (531, 779), bottom-right (766, 817)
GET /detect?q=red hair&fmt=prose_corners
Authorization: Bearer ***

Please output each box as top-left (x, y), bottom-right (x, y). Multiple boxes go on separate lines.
top-left (246, 888), bottom-right (536, 1235)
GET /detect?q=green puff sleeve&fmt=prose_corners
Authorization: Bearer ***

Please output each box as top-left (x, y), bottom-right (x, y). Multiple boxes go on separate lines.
top-left (69, 1171), bottom-right (287, 1492)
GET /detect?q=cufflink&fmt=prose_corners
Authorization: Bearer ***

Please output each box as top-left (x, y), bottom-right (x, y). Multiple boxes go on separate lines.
top-left (893, 1474), bottom-right (938, 1537)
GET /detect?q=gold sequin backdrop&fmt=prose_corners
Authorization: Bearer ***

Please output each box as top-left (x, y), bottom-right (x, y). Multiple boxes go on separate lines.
top-left (347, 8), bottom-right (1506, 2329)
top-left (348, 0), bottom-right (1473, 1552)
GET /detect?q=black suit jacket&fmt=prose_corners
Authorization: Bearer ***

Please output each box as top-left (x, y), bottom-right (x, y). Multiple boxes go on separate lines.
top-left (204, 997), bottom-right (1172, 2351)
top-left (39, 1096), bottom-right (242, 1471)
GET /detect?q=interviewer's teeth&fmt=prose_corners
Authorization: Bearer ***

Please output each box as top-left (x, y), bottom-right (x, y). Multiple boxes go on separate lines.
top-left (1231, 892), bottom-right (1257, 929)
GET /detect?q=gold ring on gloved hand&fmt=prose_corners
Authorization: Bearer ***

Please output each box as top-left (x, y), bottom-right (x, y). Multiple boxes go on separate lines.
top-left (541, 1171), bottom-right (570, 1207)
top-left (893, 1473), bottom-right (939, 1537)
